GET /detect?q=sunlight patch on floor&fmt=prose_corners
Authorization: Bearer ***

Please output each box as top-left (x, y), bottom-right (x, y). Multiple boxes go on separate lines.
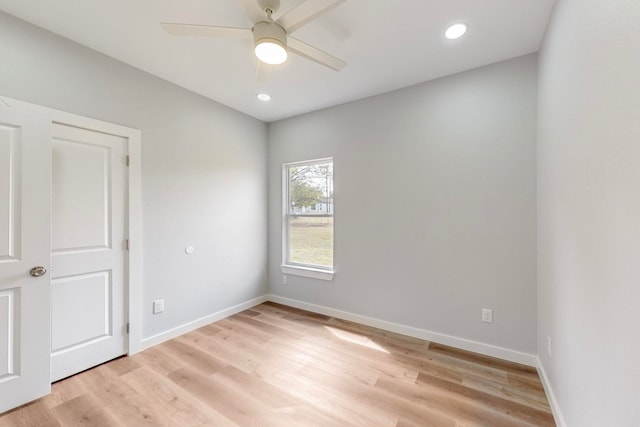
top-left (324, 326), bottom-right (389, 353)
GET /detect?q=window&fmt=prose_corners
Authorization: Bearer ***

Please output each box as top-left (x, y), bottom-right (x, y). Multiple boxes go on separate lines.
top-left (282, 158), bottom-right (334, 280)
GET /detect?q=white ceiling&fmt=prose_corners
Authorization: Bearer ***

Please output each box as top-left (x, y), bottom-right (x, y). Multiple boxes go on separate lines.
top-left (0, 0), bottom-right (556, 122)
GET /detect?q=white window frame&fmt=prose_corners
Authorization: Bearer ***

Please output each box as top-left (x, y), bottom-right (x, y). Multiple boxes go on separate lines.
top-left (281, 158), bottom-right (335, 281)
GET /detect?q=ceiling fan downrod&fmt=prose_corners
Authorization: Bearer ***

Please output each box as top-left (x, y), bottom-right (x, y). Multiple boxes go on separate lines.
top-left (257, 0), bottom-right (280, 19)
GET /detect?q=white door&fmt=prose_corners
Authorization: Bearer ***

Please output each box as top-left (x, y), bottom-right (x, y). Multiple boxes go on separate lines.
top-left (0, 105), bottom-right (52, 412)
top-left (50, 123), bottom-right (128, 382)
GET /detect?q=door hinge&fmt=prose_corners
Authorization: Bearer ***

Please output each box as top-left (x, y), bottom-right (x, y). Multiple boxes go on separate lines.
top-left (126, 239), bottom-right (130, 251)
top-left (126, 155), bottom-right (130, 166)
top-left (126, 323), bottom-right (130, 334)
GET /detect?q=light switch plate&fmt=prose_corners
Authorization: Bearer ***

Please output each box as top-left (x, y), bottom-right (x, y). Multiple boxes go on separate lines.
top-left (153, 299), bottom-right (165, 314)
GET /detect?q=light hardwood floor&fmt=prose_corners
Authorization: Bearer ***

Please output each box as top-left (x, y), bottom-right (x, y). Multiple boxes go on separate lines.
top-left (0, 302), bottom-right (555, 426)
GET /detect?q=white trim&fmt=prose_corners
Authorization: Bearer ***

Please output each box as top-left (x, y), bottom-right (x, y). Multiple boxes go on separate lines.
top-left (281, 265), bottom-right (334, 281)
top-left (126, 133), bottom-right (143, 354)
top-left (281, 163), bottom-right (288, 268)
top-left (0, 96), bottom-right (144, 356)
top-left (266, 294), bottom-right (538, 366)
top-left (284, 157), bottom-right (334, 168)
top-left (139, 295), bottom-right (269, 351)
top-left (536, 358), bottom-right (567, 427)
top-left (282, 157), bottom-right (334, 274)
top-left (138, 293), bottom-right (537, 367)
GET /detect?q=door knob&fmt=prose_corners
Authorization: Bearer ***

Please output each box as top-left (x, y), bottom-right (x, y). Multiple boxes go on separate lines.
top-left (29, 266), bottom-right (47, 277)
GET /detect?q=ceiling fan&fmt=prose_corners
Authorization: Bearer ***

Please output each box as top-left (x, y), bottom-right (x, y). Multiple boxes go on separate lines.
top-left (161, 0), bottom-right (347, 71)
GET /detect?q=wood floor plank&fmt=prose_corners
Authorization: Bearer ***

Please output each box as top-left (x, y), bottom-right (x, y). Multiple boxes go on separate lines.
top-left (167, 366), bottom-right (335, 427)
top-left (0, 400), bottom-right (61, 427)
top-left (211, 365), bottom-right (348, 426)
top-left (77, 366), bottom-right (165, 427)
top-left (41, 374), bottom-right (90, 410)
top-left (263, 366), bottom-right (398, 426)
top-left (416, 372), bottom-right (555, 426)
top-left (102, 355), bottom-right (142, 377)
top-left (51, 394), bottom-right (119, 426)
top-left (0, 302), bottom-right (556, 426)
top-left (133, 343), bottom-right (188, 376)
top-left (180, 329), bottom-right (262, 374)
top-left (162, 338), bottom-right (227, 375)
top-left (121, 365), bottom-right (238, 426)
top-left (462, 374), bottom-right (551, 410)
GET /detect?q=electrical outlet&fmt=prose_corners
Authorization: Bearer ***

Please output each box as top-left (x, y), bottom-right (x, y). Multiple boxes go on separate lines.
top-left (547, 336), bottom-right (552, 357)
top-left (153, 299), bottom-right (165, 314)
top-left (282, 275), bottom-right (288, 285)
top-left (482, 308), bottom-right (493, 323)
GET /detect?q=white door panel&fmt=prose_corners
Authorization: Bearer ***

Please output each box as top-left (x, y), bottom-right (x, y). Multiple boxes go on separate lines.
top-left (50, 123), bottom-right (127, 382)
top-left (0, 289), bottom-right (17, 380)
top-left (51, 271), bottom-right (112, 352)
top-left (0, 124), bottom-right (21, 263)
top-left (52, 139), bottom-right (110, 251)
top-left (0, 106), bottom-right (51, 413)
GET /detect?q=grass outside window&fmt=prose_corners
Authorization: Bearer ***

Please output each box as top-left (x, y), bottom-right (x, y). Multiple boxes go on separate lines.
top-left (288, 216), bottom-right (333, 268)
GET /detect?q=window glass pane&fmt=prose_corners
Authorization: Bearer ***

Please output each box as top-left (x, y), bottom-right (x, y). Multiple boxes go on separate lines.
top-left (286, 159), bottom-right (333, 269)
top-left (288, 216), bottom-right (333, 268)
top-left (288, 163), bottom-right (333, 216)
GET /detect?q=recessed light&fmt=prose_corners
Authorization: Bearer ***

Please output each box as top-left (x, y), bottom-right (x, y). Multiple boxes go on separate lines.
top-left (257, 93), bottom-right (271, 102)
top-left (445, 23), bottom-right (467, 40)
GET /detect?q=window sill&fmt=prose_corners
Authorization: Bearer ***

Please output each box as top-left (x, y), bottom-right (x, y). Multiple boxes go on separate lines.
top-left (280, 265), bottom-right (335, 281)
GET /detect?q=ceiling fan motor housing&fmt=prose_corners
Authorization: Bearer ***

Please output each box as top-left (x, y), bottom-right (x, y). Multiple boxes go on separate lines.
top-left (253, 21), bottom-right (287, 49)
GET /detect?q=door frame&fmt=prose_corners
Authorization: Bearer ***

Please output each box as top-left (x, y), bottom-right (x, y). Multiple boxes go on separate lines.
top-left (1, 95), bottom-right (143, 357)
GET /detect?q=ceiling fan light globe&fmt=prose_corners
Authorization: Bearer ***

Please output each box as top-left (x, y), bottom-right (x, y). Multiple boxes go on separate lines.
top-left (255, 40), bottom-right (288, 65)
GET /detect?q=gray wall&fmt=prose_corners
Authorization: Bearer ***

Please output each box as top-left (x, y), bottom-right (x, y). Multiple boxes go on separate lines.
top-left (537, 0), bottom-right (640, 425)
top-left (268, 54), bottom-right (538, 354)
top-left (0, 11), bottom-right (268, 339)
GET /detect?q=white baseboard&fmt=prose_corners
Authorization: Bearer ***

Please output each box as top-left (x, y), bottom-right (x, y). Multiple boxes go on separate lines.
top-left (266, 294), bottom-right (538, 367)
top-left (138, 293), bottom-right (537, 367)
top-left (138, 295), bottom-right (268, 351)
top-left (536, 357), bottom-right (567, 427)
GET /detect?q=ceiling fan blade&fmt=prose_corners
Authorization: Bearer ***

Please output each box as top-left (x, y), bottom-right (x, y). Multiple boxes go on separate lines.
top-left (287, 37), bottom-right (346, 71)
top-left (277, 0), bottom-right (346, 33)
top-left (161, 23), bottom-right (252, 39)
